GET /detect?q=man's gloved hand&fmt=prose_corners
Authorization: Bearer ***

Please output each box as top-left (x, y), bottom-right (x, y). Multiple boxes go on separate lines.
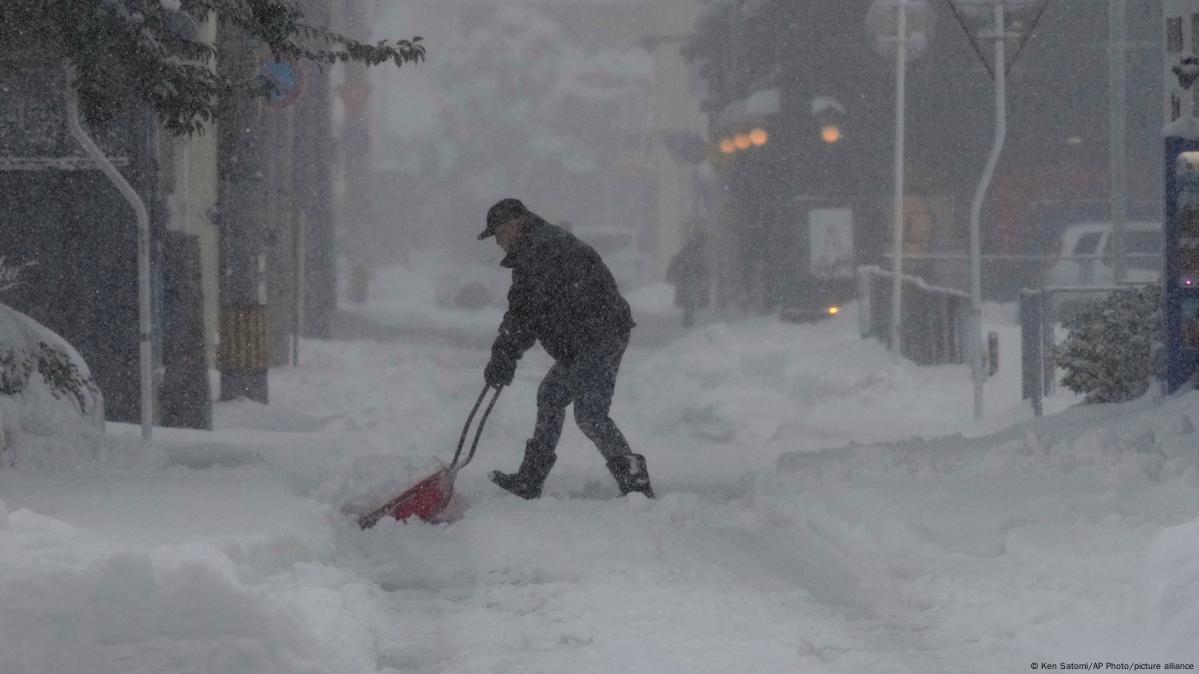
top-left (484, 356), bottom-right (516, 388)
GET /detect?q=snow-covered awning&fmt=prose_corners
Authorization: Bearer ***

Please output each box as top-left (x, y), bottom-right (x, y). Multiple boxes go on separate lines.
top-left (715, 88), bottom-right (779, 131)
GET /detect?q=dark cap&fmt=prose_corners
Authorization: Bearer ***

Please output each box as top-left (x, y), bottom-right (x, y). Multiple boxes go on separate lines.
top-left (478, 198), bottom-right (531, 240)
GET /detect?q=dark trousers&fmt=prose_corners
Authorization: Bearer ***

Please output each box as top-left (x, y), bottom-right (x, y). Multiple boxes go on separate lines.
top-left (529, 336), bottom-right (632, 462)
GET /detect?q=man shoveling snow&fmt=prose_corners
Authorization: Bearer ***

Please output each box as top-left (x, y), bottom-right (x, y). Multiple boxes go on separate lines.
top-left (478, 198), bottom-right (654, 499)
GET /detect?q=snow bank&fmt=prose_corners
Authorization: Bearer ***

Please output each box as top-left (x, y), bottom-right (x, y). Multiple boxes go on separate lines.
top-left (763, 389), bottom-right (1199, 666)
top-left (776, 390), bottom-right (1199, 486)
top-left (630, 312), bottom-right (1015, 456)
top-left (1144, 514), bottom-right (1199, 657)
top-left (0, 506), bottom-right (376, 674)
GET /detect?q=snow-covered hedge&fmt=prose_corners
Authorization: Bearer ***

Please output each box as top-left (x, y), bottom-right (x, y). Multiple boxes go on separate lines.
top-left (1054, 285), bottom-right (1163, 404)
top-left (0, 303), bottom-right (104, 460)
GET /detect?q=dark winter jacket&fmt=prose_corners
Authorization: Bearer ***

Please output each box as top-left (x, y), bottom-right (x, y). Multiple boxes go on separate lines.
top-left (666, 236), bottom-right (711, 310)
top-left (490, 218), bottom-right (635, 366)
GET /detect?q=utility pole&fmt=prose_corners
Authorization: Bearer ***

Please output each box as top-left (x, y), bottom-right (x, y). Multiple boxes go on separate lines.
top-left (891, 0), bottom-right (909, 357)
top-left (216, 22), bottom-right (269, 403)
top-left (299, 0), bottom-right (336, 339)
top-left (265, 97), bottom-right (297, 367)
top-left (340, 0), bottom-right (374, 305)
top-left (1108, 0), bottom-right (1129, 284)
top-left (868, 0), bottom-right (932, 357)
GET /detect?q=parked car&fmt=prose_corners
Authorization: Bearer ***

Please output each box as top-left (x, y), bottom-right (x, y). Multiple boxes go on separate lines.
top-left (434, 254), bottom-right (509, 311)
top-left (1043, 221), bottom-right (1162, 288)
top-left (572, 226), bottom-right (644, 292)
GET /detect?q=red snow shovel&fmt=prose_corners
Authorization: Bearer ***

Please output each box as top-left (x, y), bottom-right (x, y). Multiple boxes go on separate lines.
top-left (357, 384), bottom-right (502, 529)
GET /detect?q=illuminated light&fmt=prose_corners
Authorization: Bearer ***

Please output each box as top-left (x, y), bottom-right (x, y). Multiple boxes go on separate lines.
top-left (1066, 135), bottom-right (1084, 146)
top-left (734, 133), bottom-right (752, 150)
top-left (749, 128), bottom-right (769, 146)
top-left (719, 138), bottom-right (737, 154)
top-left (827, 305), bottom-right (840, 316)
top-left (821, 125), bottom-right (842, 144)
top-left (1184, 276), bottom-right (1197, 287)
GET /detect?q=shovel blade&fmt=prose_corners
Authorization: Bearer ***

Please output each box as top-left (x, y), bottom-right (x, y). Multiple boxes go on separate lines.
top-left (357, 468), bottom-right (455, 529)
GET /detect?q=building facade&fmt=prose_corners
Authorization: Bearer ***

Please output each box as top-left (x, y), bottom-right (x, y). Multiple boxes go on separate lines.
top-left (686, 0), bottom-right (1164, 311)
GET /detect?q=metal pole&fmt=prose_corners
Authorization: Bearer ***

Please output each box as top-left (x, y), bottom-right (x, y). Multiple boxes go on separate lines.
top-left (341, 0), bottom-right (374, 305)
top-left (287, 108), bottom-right (300, 366)
top-left (1040, 287), bottom-right (1054, 397)
top-left (968, 1), bottom-right (1007, 421)
top-left (64, 66), bottom-right (153, 442)
top-left (1109, 0), bottom-right (1128, 284)
top-left (217, 24), bottom-right (270, 403)
top-left (890, 0), bottom-right (909, 356)
top-left (266, 113), bottom-right (280, 363)
top-left (294, 211), bottom-right (305, 366)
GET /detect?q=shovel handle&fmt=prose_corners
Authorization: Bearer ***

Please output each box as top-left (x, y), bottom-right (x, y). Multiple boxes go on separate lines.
top-left (449, 384), bottom-right (501, 470)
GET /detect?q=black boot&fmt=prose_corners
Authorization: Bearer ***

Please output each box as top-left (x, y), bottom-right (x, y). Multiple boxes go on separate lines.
top-left (490, 442), bottom-right (556, 500)
top-left (606, 453), bottom-right (655, 498)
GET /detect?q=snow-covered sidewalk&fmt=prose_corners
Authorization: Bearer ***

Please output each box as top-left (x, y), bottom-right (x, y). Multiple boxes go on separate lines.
top-left (3, 260), bottom-right (1199, 673)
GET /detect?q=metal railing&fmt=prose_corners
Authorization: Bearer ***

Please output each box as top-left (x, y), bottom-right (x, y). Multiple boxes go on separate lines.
top-left (879, 252), bottom-right (1161, 301)
top-left (857, 265), bottom-right (970, 366)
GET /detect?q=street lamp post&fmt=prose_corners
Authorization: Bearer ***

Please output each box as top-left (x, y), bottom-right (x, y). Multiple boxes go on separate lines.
top-left (868, 0), bottom-right (932, 358)
top-left (966, 1), bottom-right (1007, 422)
top-left (948, 0), bottom-right (1045, 420)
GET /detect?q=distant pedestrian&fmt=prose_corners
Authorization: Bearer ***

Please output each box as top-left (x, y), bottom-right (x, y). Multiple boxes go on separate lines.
top-left (666, 229), bottom-right (712, 328)
top-left (478, 198), bottom-right (654, 500)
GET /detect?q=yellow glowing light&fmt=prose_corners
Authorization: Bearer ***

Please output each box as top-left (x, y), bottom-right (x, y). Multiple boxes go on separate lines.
top-left (734, 133), bottom-right (752, 150)
top-left (826, 305), bottom-right (840, 316)
top-left (821, 125), bottom-right (842, 144)
top-left (719, 138), bottom-right (738, 154)
top-left (749, 128), bottom-right (769, 146)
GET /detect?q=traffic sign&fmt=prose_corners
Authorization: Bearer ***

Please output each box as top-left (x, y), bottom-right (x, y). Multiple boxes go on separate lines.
top-left (261, 57), bottom-right (304, 109)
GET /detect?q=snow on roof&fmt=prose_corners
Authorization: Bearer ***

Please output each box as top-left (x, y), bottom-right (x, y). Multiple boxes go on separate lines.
top-left (744, 88), bottom-right (780, 117)
top-left (810, 96), bottom-right (846, 116)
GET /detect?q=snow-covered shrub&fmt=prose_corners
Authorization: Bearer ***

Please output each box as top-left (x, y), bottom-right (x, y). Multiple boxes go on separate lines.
top-left (1054, 285), bottom-right (1163, 404)
top-left (1, 342), bottom-right (94, 412)
top-left (0, 303), bottom-right (104, 460)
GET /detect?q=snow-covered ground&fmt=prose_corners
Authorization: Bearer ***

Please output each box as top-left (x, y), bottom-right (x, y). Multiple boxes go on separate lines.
top-left (3, 255), bottom-right (1199, 673)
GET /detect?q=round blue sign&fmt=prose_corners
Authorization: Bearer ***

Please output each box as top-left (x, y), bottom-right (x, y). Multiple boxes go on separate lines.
top-left (261, 58), bottom-right (304, 109)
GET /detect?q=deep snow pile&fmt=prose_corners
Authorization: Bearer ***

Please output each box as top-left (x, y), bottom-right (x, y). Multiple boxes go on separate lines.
top-left (1146, 511), bottom-right (1199, 656)
top-left (3, 259), bottom-right (1199, 673)
top-left (0, 419), bottom-right (372, 674)
top-left (764, 391), bottom-right (1199, 666)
